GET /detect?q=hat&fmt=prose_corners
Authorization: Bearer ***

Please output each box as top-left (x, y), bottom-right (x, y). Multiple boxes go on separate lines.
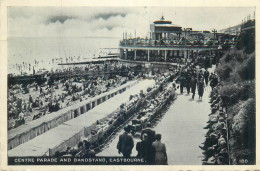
top-left (124, 125), bottom-right (131, 133)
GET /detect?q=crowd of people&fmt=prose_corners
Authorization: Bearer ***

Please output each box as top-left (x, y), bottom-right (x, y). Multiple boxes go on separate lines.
top-left (200, 85), bottom-right (229, 165)
top-left (172, 50), bottom-right (227, 164)
top-left (117, 123), bottom-right (168, 165)
top-left (54, 140), bottom-right (96, 158)
top-left (52, 90), bottom-right (143, 158)
top-left (174, 53), bottom-right (219, 100)
top-left (170, 53), bottom-right (228, 165)
top-left (175, 67), bottom-right (205, 99)
top-left (50, 69), bottom-right (176, 163)
top-left (51, 61), bottom-right (132, 77)
top-left (9, 48), bottom-right (117, 77)
top-left (114, 74), bottom-right (176, 165)
top-left (120, 36), bottom-right (236, 47)
top-left (7, 62), bottom-right (138, 130)
top-left (8, 48), bottom-right (226, 164)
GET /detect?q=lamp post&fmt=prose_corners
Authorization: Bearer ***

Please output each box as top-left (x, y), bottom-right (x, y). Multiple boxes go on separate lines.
top-left (212, 29), bottom-right (217, 45)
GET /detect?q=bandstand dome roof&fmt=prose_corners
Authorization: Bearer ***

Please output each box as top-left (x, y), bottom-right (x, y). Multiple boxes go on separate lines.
top-left (153, 16), bottom-right (182, 28)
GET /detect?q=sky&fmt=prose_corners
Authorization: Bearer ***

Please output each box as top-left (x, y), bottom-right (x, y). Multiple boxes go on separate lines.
top-left (8, 6), bottom-right (255, 38)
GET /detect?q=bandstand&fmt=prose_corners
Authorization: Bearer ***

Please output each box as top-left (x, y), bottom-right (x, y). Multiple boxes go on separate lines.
top-left (119, 16), bottom-right (222, 63)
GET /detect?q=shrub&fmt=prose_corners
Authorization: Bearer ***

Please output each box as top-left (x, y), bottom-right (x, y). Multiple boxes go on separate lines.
top-left (226, 100), bottom-right (243, 121)
top-left (219, 81), bottom-right (255, 106)
top-left (237, 53), bottom-right (255, 80)
top-left (230, 98), bottom-right (256, 164)
top-left (219, 84), bottom-right (241, 106)
top-left (219, 49), bottom-right (244, 64)
top-left (217, 22), bottom-right (255, 164)
top-left (217, 51), bottom-right (255, 83)
top-left (231, 98), bottom-right (255, 135)
top-left (215, 63), bottom-right (233, 81)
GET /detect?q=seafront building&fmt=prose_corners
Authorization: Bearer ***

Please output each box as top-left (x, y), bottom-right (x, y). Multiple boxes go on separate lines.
top-left (119, 16), bottom-right (233, 63)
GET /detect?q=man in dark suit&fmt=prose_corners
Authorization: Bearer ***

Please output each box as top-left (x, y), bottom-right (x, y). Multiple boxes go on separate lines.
top-left (140, 123), bottom-right (156, 164)
top-left (176, 75), bottom-right (186, 94)
top-left (190, 76), bottom-right (198, 99)
top-left (136, 133), bottom-right (151, 162)
top-left (117, 125), bottom-right (134, 157)
top-left (186, 73), bottom-right (191, 94)
top-left (204, 69), bottom-right (210, 86)
top-left (141, 122), bottom-right (156, 143)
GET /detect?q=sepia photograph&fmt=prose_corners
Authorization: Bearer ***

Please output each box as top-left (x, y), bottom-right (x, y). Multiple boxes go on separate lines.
top-left (1, 3), bottom-right (257, 167)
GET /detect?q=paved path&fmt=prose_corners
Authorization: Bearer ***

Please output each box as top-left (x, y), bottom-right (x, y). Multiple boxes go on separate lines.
top-left (154, 86), bottom-right (211, 164)
top-left (98, 67), bottom-right (215, 165)
top-left (98, 86), bottom-right (211, 165)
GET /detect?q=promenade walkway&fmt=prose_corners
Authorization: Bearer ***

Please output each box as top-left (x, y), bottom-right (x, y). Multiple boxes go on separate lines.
top-left (154, 85), bottom-right (211, 164)
top-left (99, 67), bottom-right (215, 165)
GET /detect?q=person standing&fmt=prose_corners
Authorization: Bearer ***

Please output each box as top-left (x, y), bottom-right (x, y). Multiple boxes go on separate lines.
top-left (117, 125), bottom-right (134, 157)
top-left (198, 79), bottom-right (205, 99)
top-left (209, 72), bottom-right (214, 82)
top-left (35, 83), bottom-right (38, 91)
top-left (152, 134), bottom-right (168, 165)
top-left (176, 75), bottom-right (186, 94)
top-left (186, 74), bottom-right (191, 94)
top-left (29, 95), bottom-right (33, 103)
top-left (204, 69), bottom-right (209, 86)
top-left (136, 133), bottom-right (151, 163)
top-left (171, 83), bottom-right (177, 97)
top-left (204, 56), bottom-right (210, 69)
top-left (141, 122), bottom-right (156, 144)
top-left (18, 110), bottom-right (25, 124)
top-left (210, 73), bottom-right (218, 90)
top-left (198, 70), bottom-right (204, 81)
top-left (190, 76), bottom-right (197, 99)
top-left (141, 122), bottom-right (156, 163)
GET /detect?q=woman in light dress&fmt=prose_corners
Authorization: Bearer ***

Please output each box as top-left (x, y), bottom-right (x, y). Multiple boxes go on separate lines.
top-left (152, 134), bottom-right (168, 165)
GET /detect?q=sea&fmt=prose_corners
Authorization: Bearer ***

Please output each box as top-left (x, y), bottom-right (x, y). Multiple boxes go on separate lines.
top-left (7, 37), bottom-right (120, 75)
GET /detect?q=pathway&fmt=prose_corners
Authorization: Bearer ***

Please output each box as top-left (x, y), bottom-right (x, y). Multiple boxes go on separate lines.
top-left (98, 67), bottom-right (215, 165)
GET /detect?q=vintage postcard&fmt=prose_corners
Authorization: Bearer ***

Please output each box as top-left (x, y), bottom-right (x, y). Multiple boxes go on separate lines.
top-left (0, 0), bottom-right (259, 170)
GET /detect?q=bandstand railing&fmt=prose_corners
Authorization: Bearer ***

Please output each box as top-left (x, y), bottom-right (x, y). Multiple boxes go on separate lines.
top-left (119, 39), bottom-right (235, 49)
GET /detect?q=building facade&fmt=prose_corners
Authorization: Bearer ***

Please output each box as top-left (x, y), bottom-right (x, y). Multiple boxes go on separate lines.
top-left (119, 16), bottom-right (228, 63)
